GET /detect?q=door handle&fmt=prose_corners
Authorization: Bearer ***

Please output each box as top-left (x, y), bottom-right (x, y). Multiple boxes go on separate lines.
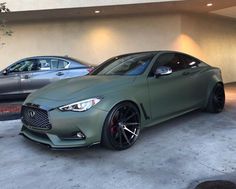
top-left (24, 75), bottom-right (30, 79)
top-left (182, 71), bottom-right (190, 76)
top-left (56, 72), bottom-right (64, 76)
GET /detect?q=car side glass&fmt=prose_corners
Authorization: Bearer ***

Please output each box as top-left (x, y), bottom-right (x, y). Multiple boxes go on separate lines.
top-left (50, 59), bottom-right (59, 70)
top-left (155, 66), bottom-right (172, 77)
top-left (58, 60), bottom-right (69, 69)
top-left (150, 53), bottom-right (175, 76)
top-left (180, 54), bottom-right (200, 69)
top-left (38, 59), bottom-right (52, 71)
top-left (8, 61), bottom-right (25, 73)
top-left (19, 60), bottom-right (38, 72)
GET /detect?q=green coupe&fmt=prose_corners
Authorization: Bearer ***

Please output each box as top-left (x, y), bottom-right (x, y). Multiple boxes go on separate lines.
top-left (20, 51), bottom-right (225, 150)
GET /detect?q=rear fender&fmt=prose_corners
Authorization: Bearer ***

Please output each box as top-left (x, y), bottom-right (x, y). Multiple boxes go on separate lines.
top-left (204, 68), bottom-right (223, 108)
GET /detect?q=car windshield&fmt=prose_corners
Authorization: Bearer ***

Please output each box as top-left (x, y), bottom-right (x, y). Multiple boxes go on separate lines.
top-left (91, 53), bottom-right (154, 76)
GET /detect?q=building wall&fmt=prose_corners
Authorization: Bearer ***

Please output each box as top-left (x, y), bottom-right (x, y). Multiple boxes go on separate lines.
top-left (179, 14), bottom-right (236, 83)
top-left (1, 13), bottom-right (236, 83)
top-left (0, 13), bottom-right (181, 66)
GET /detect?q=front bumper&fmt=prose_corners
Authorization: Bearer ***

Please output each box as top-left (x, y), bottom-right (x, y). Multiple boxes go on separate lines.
top-left (20, 106), bottom-right (108, 149)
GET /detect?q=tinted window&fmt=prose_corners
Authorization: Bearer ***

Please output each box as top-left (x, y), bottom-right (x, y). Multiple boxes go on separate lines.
top-left (180, 54), bottom-right (200, 69)
top-left (38, 59), bottom-right (51, 70)
top-left (58, 60), bottom-right (69, 69)
top-left (38, 59), bottom-right (69, 70)
top-left (154, 53), bottom-right (185, 73)
top-left (51, 59), bottom-right (58, 70)
top-left (92, 53), bottom-right (154, 76)
top-left (9, 59), bottom-right (38, 72)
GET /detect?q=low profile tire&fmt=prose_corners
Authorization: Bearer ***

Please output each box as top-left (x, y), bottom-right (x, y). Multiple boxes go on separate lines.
top-left (102, 102), bottom-right (141, 150)
top-left (206, 83), bottom-right (225, 113)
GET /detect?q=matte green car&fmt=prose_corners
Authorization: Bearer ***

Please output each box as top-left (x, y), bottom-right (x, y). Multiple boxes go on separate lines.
top-left (20, 51), bottom-right (225, 150)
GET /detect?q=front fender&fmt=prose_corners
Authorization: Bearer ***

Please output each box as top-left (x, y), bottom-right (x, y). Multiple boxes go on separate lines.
top-left (95, 88), bottom-right (151, 126)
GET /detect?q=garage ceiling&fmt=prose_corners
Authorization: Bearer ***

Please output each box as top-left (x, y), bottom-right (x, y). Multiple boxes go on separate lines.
top-left (211, 6), bottom-right (236, 19)
top-left (1, 0), bottom-right (236, 22)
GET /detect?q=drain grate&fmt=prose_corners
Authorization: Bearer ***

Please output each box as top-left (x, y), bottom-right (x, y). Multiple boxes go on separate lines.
top-left (195, 180), bottom-right (236, 189)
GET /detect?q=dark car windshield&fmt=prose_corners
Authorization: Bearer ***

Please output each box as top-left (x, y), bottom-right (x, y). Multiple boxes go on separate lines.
top-left (91, 53), bottom-right (154, 76)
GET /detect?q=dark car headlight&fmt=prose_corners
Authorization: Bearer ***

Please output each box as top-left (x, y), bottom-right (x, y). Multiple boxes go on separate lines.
top-left (58, 98), bottom-right (101, 112)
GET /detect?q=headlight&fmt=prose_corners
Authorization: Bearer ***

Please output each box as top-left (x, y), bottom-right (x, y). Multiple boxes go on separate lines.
top-left (58, 98), bottom-right (101, 112)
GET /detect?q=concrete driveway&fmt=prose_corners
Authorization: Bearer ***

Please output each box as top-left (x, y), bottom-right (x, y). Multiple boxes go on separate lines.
top-left (0, 84), bottom-right (236, 189)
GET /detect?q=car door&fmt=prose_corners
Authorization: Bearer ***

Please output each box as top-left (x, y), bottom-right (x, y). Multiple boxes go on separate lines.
top-left (27, 58), bottom-right (69, 92)
top-left (64, 60), bottom-right (90, 79)
top-left (147, 52), bottom-right (198, 122)
top-left (0, 63), bottom-right (21, 96)
top-left (20, 59), bottom-right (40, 94)
top-left (55, 59), bottom-right (70, 79)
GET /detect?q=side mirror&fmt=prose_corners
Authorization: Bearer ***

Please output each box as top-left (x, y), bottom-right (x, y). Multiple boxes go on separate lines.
top-left (2, 69), bottom-right (8, 75)
top-left (155, 66), bottom-right (172, 77)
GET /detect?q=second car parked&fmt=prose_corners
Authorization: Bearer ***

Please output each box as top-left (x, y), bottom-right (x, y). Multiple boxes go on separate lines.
top-left (0, 56), bottom-right (92, 99)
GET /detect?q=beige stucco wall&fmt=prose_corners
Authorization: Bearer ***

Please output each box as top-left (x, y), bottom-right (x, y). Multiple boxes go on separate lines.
top-left (177, 14), bottom-right (236, 83)
top-left (0, 13), bottom-right (181, 66)
top-left (1, 13), bottom-right (236, 83)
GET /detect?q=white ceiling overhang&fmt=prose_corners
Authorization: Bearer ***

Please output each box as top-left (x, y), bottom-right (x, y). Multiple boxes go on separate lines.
top-left (1, 0), bottom-right (236, 22)
top-left (211, 6), bottom-right (236, 19)
top-left (4, 0), bottom-right (182, 12)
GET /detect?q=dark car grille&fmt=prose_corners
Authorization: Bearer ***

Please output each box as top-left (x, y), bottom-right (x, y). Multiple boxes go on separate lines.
top-left (21, 106), bottom-right (52, 130)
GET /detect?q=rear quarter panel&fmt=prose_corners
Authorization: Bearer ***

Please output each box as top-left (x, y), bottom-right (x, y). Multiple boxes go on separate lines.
top-left (201, 66), bottom-right (223, 107)
top-left (63, 68), bottom-right (89, 79)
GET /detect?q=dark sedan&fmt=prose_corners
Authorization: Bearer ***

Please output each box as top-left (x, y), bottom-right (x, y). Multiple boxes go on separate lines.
top-left (0, 56), bottom-right (92, 99)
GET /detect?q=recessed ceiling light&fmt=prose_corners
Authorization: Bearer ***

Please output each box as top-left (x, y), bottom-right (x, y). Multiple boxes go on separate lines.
top-left (94, 10), bottom-right (100, 14)
top-left (206, 3), bottom-right (213, 7)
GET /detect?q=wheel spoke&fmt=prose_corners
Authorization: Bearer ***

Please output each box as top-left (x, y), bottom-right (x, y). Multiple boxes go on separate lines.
top-left (119, 129), bottom-right (122, 147)
top-left (123, 126), bottom-right (138, 136)
top-left (121, 128), bottom-right (131, 145)
top-left (124, 112), bottom-right (137, 122)
top-left (217, 101), bottom-right (223, 108)
top-left (125, 122), bottom-right (139, 126)
top-left (123, 107), bottom-right (131, 118)
top-left (118, 109), bottom-right (124, 120)
top-left (108, 104), bottom-right (140, 149)
top-left (214, 88), bottom-right (225, 110)
top-left (114, 129), bottom-right (119, 139)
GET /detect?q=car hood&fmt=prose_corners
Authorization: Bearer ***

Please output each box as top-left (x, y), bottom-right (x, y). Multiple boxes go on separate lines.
top-left (27, 75), bottom-right (136, 105)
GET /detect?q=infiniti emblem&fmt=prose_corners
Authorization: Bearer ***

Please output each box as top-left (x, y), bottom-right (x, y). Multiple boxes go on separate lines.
top-left (28, 110), bottom-right (36, 118)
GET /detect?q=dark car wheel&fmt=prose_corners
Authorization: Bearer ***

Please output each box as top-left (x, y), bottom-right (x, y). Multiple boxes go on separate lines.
top-left (102, 102), bottom-right (141, 150)
top-left (206, 83), bottom-right (225, 113)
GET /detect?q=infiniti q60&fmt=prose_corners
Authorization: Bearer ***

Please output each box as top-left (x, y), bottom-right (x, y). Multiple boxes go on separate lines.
top-left (20, 51), bottom-right (225, 150)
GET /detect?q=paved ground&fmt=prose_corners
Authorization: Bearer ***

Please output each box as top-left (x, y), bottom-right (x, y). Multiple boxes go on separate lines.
top-left (0, 84), bottom-right (236, 189)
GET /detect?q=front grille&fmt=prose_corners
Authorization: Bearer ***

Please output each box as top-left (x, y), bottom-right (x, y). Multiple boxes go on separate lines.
top-left (21, 106), bottom-right (52, 130)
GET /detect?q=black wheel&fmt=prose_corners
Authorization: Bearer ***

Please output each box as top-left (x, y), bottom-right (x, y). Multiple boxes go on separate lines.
top-left (102, 102), bottom-right (141, 150)
top-left (206, 83), bottom-right (225, 113)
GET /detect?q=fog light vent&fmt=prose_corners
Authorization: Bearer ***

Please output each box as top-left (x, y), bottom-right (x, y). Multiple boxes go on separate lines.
top-left (76, 131), bottom-right (85, 139)
top-left (60, 131), bottom-right (86, 140)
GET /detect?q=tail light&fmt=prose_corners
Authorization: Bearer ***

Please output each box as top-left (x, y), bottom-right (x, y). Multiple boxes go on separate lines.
top-left (87, 67), bottom-right (94, 74)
